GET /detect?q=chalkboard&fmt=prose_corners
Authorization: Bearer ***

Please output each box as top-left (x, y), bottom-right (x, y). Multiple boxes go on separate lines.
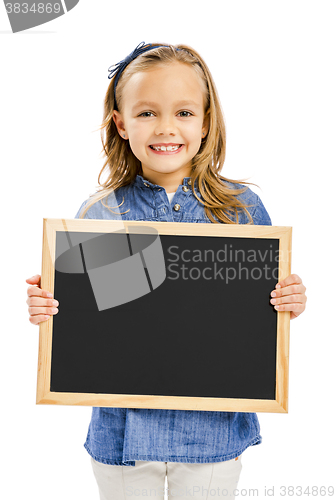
top-left (37, 219), bottom-right (292, 413)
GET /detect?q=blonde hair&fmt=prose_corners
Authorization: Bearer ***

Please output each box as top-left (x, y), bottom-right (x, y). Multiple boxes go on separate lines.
top-left (78, 43), bottom-right (259, 223)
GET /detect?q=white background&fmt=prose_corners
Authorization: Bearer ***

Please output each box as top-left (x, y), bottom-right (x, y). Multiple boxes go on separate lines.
top-left (1, 1), bottom-right (335, 498)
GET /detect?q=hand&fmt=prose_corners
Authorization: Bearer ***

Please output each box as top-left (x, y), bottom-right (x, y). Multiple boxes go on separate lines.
top-left (26, 274), bottom-right (59, 325)
top-left (270, 273), bottom-right (307, 320)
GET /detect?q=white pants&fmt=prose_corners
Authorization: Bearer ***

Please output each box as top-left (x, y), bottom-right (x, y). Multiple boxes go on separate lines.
top-left (91, 455), bottom-right (242, 499)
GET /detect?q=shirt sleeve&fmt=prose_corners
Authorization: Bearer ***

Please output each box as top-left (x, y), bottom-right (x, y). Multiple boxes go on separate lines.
top-left (74, 200), bottom-right (91, 219)
top-left (251, 195), bottom-right (272, 226)
top-left (224, 181), bottom-right (272, 226)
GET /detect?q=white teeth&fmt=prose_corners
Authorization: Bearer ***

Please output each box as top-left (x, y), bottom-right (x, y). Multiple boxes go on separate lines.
top-left (151, 145), bottom-right (181, 151)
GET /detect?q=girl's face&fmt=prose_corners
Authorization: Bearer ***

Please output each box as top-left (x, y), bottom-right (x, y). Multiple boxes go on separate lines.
top-left (113, 62), bottom-right (209, 190)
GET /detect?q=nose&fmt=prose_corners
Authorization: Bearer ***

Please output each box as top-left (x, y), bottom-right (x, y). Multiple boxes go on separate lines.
top-left (154, 115), bottom-right (177, 136)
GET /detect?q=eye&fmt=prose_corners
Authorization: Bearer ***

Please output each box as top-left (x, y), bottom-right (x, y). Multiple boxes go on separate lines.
top-left (178, 111), bottom-right (193, 117)
top-left (138, 111), bottom-right (154, 117)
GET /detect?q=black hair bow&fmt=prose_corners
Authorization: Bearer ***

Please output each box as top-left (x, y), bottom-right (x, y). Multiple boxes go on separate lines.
top-left (108, 41), bottom-right (155, 82)
top-left (108, 42), bottom-right (173, 111)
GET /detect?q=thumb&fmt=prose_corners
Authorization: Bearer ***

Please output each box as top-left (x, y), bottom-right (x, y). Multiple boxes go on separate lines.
top-left (26, 274), bottom-right (41, 284)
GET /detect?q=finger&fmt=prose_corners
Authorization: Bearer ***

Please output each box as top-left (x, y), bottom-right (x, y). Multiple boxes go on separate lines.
top-left (272, 283), bottom-right (306, 299)
top-left (274, 302), bottom-right (306, 314)
top-left (26, 275), bottom-right (41, 285)
top-left (29, 314), bottom-right (51, 326)
top-left (26, 296), bottom-right (59, 307)
top-left (27, 285), bottom-right (53, 299)
top-left (276, 274), bottom-right (302, 289)
top-left (28, 306), bottom-right (58, 317)
top-left (270, 293), bottom-right (306, 306)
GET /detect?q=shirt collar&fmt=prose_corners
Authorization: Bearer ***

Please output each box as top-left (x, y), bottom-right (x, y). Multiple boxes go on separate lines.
top-left (133, 173), bottom-right (199, 192)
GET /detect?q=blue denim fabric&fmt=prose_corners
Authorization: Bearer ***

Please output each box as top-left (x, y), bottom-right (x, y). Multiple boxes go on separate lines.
top-left (75, 174), bottom-right (272, 466)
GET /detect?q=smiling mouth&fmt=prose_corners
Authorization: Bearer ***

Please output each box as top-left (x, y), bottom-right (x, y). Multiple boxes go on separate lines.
top-left (149, 144), bottom-right (183, 152)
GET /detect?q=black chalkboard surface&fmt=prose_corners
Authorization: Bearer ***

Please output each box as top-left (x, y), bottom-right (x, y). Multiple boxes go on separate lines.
top-left (37, 219), bottom-right (292, 413)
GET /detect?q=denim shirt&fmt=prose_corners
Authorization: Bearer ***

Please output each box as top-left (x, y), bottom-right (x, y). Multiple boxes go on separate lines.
top-left (75, 173), bottom-right (272, 466)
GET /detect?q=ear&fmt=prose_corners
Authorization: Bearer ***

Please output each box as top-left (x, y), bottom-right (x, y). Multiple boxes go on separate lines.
top-left (202, 110), bottom-right (210, 138)
top-left (112, 110), bottom-right (128, 140)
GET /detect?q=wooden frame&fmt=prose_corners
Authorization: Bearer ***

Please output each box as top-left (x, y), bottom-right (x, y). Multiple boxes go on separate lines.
top-left (37, 218), bottom-right (292, 413)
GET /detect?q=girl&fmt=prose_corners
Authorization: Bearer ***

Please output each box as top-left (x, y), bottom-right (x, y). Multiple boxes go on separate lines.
top-left (26, 42), bottom-right (307, 499)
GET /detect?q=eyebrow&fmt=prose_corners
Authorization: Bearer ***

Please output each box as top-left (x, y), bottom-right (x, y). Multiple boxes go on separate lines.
top-left (132, 100), bottom-right (201, 111)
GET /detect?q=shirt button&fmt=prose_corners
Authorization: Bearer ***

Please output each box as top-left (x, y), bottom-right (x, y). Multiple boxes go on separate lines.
top-left (182, 186), bottom-right (189, 192)
top-left (173, 204), bottom-right (181, 211)
top-left (187, 179), bottom-right (192, 185)
top-left (144, 182), bottom-right (150, 187)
